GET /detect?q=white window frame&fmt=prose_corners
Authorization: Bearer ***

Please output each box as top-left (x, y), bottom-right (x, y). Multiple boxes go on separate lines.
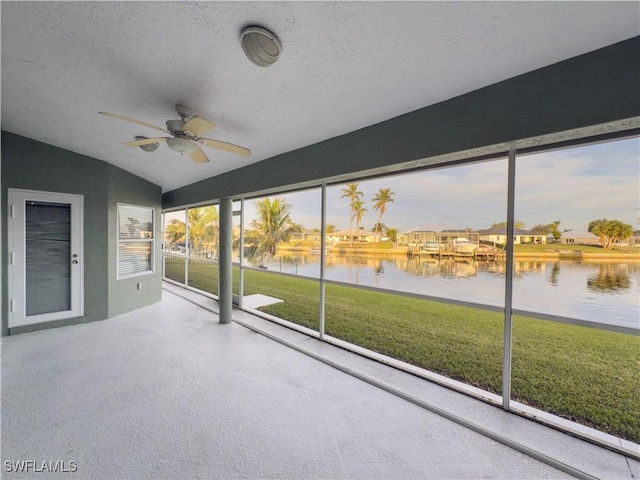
top-left (117, 203), bottom-right (155, 279)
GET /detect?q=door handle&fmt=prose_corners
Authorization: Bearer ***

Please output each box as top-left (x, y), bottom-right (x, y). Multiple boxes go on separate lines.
top-left (72, 260), bottom-right (79, 264)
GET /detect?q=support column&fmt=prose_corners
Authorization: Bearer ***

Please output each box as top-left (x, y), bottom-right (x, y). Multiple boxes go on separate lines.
top-left (219, 198), bottom-right (233, 324)
top-left (502, 149), bottom-right (517, 410)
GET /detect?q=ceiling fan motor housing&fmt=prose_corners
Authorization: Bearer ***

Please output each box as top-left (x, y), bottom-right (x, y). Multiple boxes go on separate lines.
top-left (175, 104), bottom-right (192, 119)
top-left (166, 119), bottom-right (186, 133)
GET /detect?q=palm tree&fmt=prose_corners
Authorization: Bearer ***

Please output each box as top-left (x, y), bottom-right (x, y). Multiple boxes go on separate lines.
top-left (187, 207), bottom-right (219, 255)
top-left (164, 207), bottom-right (219, 255)
top-left (340, 183), bottom-right (363, 240)
top-left (371, 222), bottom-right (386, 235)
top-left (372, 188), bottom-right (395, 240)
top-left (247, 198), bottom-right (301, 260)
top-left (165, 219), bottom-right (186, 246)
top-left (351, 198), bottom-right (367, 240)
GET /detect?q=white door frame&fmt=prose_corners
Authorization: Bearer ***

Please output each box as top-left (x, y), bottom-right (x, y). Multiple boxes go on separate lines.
top-left (8, 189), bottom-right (84, 328)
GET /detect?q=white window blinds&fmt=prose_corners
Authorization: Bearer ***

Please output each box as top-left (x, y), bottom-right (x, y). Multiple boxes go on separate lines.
top-left (25, 201), bottom-right (72, 315)
top-left (117, 204), bottom-right (154, 278)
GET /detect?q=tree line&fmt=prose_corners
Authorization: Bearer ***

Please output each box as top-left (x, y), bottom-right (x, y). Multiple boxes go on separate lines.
top-left (164, 196), bottom-right (635, 260)
top-left (491, 219), bottom-right (634, 248)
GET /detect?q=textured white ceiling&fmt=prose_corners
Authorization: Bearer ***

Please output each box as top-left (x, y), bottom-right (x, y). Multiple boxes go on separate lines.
top-left (2, 2), bottom-right (639, 192)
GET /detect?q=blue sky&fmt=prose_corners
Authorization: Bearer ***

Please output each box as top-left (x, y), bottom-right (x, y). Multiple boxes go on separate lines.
top-left (226, 137), bottom-right (640, 234)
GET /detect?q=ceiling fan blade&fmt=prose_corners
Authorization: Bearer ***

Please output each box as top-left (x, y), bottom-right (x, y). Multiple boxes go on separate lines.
top-left (99, 112), bottom-right (170, 134)
top-left (189, 146), bottom-right (210, 164)
top-left (123, 137), bottom-right (167, 147)
top-left (200, 137), bottom-right (251, 157)
top-left (182, 115), bottom-right (216, 137)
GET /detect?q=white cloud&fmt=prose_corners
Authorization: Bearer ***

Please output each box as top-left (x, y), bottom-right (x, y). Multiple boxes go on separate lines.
top-left (515, 138), bottom-right (639, 229)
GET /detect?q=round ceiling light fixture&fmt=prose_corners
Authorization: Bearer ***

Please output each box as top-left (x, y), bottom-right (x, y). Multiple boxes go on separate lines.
top-left (240, 26), bottom-right (281, 67)
top-left (166, 137), bottom-right (197, 155)
top-left (135, 136), bottom-right (159, 152)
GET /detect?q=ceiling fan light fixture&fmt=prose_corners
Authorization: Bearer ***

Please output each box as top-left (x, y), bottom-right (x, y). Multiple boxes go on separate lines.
top-left (166, 137), bottom-right (197, 155)
top-left (135, 136), bottom-right (159, 152)
top-left (240, 26), bottom-right (281, 67)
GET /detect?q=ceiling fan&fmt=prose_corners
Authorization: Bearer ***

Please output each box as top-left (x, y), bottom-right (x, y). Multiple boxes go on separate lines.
top-left (99, 105), bottom-right (251, 163)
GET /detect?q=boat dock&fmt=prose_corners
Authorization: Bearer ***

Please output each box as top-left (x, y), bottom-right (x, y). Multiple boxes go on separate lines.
top-left (407, 245), bottom-right (506, 261)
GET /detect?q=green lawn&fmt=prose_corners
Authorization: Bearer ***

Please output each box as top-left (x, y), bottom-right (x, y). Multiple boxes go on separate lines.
top-left (164, 255), bottom-right (185, 283)
top-left (164, 259), bottom-right (639, 442)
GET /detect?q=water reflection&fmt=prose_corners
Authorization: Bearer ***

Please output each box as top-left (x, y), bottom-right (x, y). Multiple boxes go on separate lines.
top-left (244, 251), bottom-right (639, 327)
top-left (587, 263), bottom-right (631, 293)
top-left (483, 260), bottom-right (547, 277)
top-left (403, 258), bottom-right (478, 279)
top-left (550, 262), bottom-right (560, 286)
top-left (373, 259), bottom-right (384, 276)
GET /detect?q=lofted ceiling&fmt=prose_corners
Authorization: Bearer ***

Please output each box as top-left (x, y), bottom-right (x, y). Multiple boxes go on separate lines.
top-left (2, 2), bottom-right (639, 193)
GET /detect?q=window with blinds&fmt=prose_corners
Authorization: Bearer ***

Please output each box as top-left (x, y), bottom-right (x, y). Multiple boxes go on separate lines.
top-left (117, 204), bottom-right (154, 278)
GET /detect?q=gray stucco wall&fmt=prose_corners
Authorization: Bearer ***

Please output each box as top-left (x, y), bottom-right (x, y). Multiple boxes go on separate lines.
top-left (107, 166), bottom-right (162, 318)
top-left (1, 132), bottom-right (162, 335)
top-left (163, 37), bottom-right (640, 209)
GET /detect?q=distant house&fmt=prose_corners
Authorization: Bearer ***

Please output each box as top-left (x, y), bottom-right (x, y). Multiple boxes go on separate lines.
top-left (562, 230), bottom-right (638, 247)
top-left (326, 229), bottom-right (375, 243)
top-left (401, 227), bottom-right (479, 246)
top-left (289, 228), bottom-right (321, 242)
top-left (403, 229), bottom-right (439, 246)
top-left (561, 230), bottom-right (600, 246)
top-left (478, 227), bottom-right (547, 245)
top-left (439, 229), bottom-right (479, 245)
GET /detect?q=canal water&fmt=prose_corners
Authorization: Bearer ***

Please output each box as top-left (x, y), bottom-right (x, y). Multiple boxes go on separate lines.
top-left (247, 252), bottom-right (640, 330)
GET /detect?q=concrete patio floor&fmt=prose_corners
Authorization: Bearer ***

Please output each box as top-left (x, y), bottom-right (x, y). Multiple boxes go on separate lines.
top-left (1, 284), bottom-right (638, 479)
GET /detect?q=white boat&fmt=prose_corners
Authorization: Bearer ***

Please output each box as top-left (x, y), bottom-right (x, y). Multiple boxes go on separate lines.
top-left (421, 241), bottom-right (443, 254)
top-left (451, 237), bottom-right (478, 254)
